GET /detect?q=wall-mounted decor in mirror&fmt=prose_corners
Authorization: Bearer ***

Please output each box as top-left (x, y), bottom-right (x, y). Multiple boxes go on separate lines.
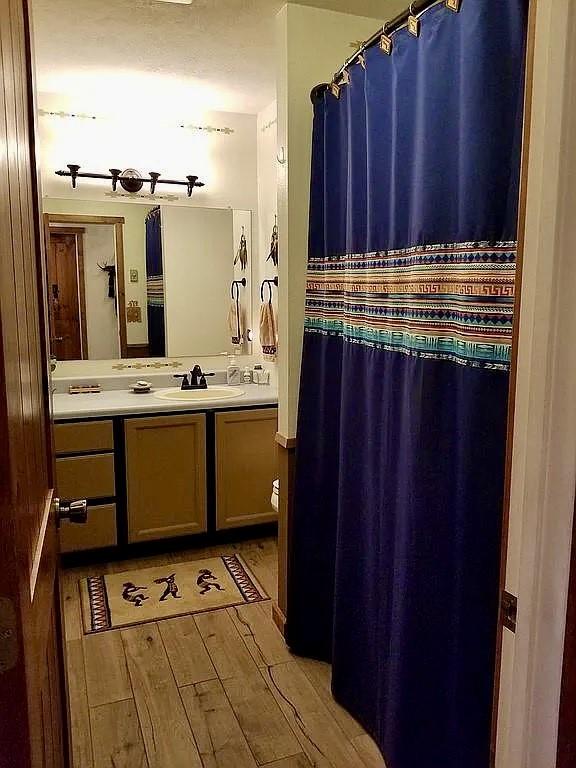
top-left (43, 203), bottom-right (253, 361)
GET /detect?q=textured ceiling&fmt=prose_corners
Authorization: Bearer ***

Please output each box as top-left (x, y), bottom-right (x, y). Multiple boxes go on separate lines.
top-left (31, 0), bottom-right (405, 116)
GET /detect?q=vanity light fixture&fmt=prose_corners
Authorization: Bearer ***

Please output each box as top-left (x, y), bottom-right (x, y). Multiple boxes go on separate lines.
top-left (55, 165), bottom-right (205, 197)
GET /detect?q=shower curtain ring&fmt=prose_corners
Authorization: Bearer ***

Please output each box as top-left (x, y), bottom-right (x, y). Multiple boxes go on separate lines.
top-left (379, 22), bottom-right (393, 56)
top-left (408, 3), bottom-right (421, 37)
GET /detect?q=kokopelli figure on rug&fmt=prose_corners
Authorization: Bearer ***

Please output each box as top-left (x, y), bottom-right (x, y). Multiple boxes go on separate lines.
top-left (154, 573), bottom-right (182, 602)
top-left (122, 582), bottom-right (149, 607)
top-left (197, 568), bottom-right (224, 595)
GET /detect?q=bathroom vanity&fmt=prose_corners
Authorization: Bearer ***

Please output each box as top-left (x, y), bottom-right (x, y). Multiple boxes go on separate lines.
top-left (53, 382), bottom-right (278, 556)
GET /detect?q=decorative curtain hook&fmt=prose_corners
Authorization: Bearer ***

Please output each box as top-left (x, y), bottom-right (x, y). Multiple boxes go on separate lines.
top-left (379, 23), bottom-right (393, 56)
top-left (408, 3), bottom-right (421, 37)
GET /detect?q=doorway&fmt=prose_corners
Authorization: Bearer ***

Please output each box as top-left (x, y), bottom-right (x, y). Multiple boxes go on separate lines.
top-left (47, 227), bottom-right (88, 360)
top-left (44, 214), bottom-right (129, 359)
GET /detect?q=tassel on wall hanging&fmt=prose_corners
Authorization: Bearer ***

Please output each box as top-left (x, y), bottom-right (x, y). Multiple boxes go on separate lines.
top-left (266, 215), bottom-right (278, 267)
top-left (234, 227), bottom-right (248, 271)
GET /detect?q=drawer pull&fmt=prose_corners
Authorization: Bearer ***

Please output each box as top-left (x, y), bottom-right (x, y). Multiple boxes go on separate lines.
top-left (55, 497), bottom-right (88, 526)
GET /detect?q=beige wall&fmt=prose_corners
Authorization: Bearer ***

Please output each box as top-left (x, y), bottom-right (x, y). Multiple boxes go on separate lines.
top-left (275, 4), bottom-right (384, 439)
top-left (38, 102), bottom-right (258, 213)
top-left (43, 198), bottom-right (154, 346)
top-left (256, 101), bottom-right (279, 354)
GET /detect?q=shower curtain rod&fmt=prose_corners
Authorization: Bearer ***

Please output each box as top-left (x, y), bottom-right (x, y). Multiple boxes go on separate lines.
top-left (311, 0), bottom-right (446, 101)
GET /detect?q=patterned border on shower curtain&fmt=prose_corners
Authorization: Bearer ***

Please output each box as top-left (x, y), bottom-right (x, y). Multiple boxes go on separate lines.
top-left (305, 240), bottom-right (516, 369)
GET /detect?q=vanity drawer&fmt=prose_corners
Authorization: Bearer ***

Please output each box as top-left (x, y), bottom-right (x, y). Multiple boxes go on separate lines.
top-left (59, 503), bottom-right (117, 553)
top-left (56, 454), bottom-right (115, 500)
top-left (54, 420), bottom-right (114, 455)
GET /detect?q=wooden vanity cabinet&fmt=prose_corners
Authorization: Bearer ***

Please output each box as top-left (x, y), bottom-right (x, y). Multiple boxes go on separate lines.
top-left (215, 408), bottom-right (278, 530)
top-left (56, 405), bottom-right (277, 556)
top-left (125, 414), bottom-right (207, 543)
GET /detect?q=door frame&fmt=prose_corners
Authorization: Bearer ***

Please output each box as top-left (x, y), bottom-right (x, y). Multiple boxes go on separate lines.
top-left (43, 213), bottom-right (128, 358)
top-left (490, 0), bottom-right (538, 760)
top-left (47, 226), bottom-right (88, 359)
top-left (495, 0), bottom-right (576, 766)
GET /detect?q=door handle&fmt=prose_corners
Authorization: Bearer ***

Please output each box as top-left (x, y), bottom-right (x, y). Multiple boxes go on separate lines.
top-left (54, 497), bottom-right (88, 527)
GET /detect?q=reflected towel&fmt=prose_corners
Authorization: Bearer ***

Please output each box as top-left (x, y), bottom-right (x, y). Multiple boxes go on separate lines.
top-left (260, 300), bottom-right (277, 360)
top-left (228, 298), bottom-right (245, 346)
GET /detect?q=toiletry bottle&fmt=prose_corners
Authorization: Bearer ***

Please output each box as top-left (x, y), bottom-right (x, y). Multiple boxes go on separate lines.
top-left (252, 364), bottom-right (263, 385)
top-left (260, 368), bottom-right (270, 385)
top-left (227, 355), bottom-right (241, 385)
top-left (243, 366), bottom-right (252, 384)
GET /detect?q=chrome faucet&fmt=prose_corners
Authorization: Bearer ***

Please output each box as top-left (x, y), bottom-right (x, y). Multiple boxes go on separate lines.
top-left (174, 365), bottom-right (215, 390)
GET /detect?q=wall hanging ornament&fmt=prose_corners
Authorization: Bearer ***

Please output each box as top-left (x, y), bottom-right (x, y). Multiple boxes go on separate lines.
top-left (98, 261), bottom-right (116, 299)
top-left (234, 227), bottom-right (248, 270)
top-left (126, 300), bottom-right (142, 324)
top-left (267, 216), bottom-right (279, 267)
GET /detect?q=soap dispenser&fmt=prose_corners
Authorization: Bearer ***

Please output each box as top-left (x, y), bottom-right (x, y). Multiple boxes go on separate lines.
top-left (227, 355), bottom-right (241, 385)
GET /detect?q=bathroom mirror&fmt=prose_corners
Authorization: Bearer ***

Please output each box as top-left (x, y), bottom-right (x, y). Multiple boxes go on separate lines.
top-left (43, 203), bottom-right (253, 361)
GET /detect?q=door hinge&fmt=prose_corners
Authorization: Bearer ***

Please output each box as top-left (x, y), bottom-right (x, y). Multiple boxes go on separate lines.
top-left (0, 598), bottom-right (18, 674)
top-left (501, 590), bottom-right (518, 633)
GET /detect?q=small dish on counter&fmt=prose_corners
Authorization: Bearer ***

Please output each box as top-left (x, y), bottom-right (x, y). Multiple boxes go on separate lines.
top-left (130, 380), bottom-right (152, 394)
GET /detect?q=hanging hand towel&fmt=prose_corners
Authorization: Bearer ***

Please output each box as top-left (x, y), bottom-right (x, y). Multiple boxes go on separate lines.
top-left (228, 298), bottom-right (245, 346)
top-left (260, 299), bottom-right (277, 360)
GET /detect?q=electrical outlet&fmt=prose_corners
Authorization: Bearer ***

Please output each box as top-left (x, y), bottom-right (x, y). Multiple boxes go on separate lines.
top-left (129, 269), bottom-right (138, 283)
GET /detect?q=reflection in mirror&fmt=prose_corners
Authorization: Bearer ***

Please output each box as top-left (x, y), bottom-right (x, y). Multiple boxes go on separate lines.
top-left (43, 204), bottom-right (252, 361)
top-left (45, 215), bottom-right (126, 360)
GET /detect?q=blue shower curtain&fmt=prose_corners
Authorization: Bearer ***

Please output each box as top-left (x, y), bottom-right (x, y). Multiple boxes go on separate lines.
top-left (287, 2), bottom-right (527, 768)
top-left (145, 207), bottom-right (166, 357)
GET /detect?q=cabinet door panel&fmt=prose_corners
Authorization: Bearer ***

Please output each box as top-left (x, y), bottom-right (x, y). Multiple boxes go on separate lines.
top-left (125, 414), bottom-right (207, 543)
top-left (216, 408), bottom-right (278, 530)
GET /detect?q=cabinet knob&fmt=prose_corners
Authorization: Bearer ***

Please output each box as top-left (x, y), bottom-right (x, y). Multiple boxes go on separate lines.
top-left (54, 497), bottom-right (88, 527)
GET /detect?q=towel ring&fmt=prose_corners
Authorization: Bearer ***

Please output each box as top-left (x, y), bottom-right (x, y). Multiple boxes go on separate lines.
top-left (231, 277), bottom-right (246, 301)
top-left (260, 276), bottom-right (278, 303)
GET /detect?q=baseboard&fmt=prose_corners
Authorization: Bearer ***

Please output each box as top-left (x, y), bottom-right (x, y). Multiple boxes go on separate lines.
top-left (271, 601), bottom-right (286, 636)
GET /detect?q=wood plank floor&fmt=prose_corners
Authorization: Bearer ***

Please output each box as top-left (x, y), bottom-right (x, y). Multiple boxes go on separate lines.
top-left (60, 537), bottom-right (386, 768)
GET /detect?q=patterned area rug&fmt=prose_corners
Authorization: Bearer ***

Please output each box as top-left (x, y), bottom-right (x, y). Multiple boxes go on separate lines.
top-left (80, 554), bottom-right (268, 634)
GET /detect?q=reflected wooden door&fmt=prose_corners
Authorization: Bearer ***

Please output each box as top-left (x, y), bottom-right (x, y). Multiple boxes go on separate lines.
top-left (0, 0), bottom-right (67, 766)
top-left (48, 230), bottom-right (87, 360)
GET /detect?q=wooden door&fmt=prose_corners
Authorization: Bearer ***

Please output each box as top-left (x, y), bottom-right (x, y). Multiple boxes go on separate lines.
top-left (0, 1), bottom-right (66, 766)
top-left (125, 414), bottom-right (207, 543)
top-left (47, 230), bottom-right (86, 360)
top-left (215, 408), bottom-right (278, 530)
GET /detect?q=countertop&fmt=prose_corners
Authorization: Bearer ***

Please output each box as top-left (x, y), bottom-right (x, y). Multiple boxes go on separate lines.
top-left (52, 383), bottom-right (278, 421)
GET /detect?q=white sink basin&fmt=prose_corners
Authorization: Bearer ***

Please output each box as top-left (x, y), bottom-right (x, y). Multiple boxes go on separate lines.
top-left (154, 386), bottom-right (245, 402)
